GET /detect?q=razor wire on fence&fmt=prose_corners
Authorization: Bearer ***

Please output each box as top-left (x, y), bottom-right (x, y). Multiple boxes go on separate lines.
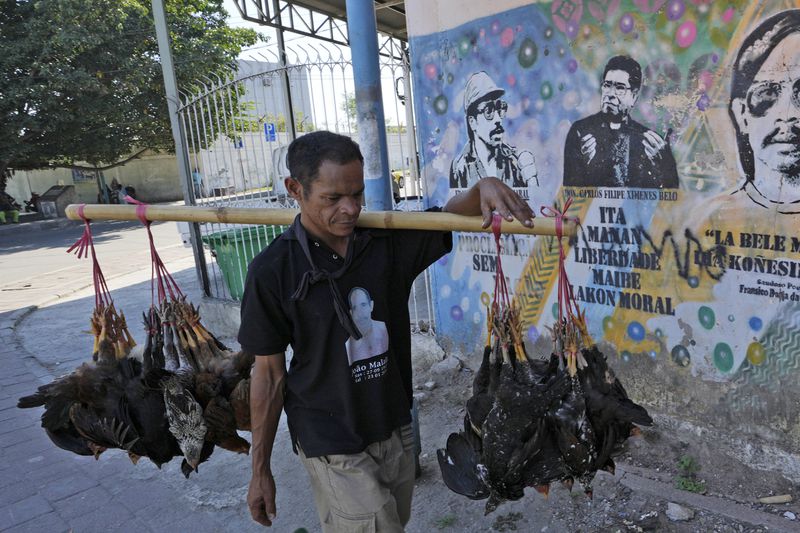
top-left (177, 42), bottom-right (435, 334)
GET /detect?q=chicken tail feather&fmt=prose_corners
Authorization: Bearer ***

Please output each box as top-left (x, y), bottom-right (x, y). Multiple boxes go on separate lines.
top-left (437, 432), bottom-right (490, 500)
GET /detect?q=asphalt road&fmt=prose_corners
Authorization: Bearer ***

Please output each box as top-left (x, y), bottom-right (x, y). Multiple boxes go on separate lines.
top-left (0, 220), bottom-right (193, 313)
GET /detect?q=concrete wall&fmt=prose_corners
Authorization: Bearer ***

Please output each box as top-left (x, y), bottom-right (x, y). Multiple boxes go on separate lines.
top-left (407, 0), bottom-right (800, 462)
top-left (6, 151), bottom-right (182, 206)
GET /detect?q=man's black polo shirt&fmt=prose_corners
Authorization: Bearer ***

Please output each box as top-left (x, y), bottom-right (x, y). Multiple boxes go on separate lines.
top-left (238, 216), bottom-right (452, 457)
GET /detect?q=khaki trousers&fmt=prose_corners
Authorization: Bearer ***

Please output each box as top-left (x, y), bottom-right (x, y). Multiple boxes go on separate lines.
top-left (298, 425), bottom-right (415, 533)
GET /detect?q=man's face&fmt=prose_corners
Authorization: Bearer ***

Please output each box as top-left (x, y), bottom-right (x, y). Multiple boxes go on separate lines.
top-left (733, 33), bottom-right (800, 199)
top-left (601, 70), bottom-right (638, 119)
top-left (349, 289), bottom-right (373, 331)
top-left (469, 97), bottom-right (507, 147)
top-left (287, 159), bottom-right (364, 246)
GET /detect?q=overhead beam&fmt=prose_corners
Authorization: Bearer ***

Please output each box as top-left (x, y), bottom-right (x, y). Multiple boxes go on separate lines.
top-left (232, 0), bottom-right (406, 59)
top-left (375, 0), bottom-right (404, 8)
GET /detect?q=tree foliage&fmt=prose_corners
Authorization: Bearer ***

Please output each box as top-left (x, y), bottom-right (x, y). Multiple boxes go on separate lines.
top-left (340, 93), bottom-right (357, 131)
top-left (0, 0), bottom-right (262, 182)
top-left (263, 111), bottom-right (316, 133)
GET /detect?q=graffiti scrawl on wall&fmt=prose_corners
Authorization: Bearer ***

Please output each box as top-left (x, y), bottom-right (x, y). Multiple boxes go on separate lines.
top-left (410, 0), bottom-right (800, 404)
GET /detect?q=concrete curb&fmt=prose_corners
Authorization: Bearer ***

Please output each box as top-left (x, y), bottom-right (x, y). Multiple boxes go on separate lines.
top-left (2, 305), bottom-right (38, 330)
top-left (618, 465), bottom-right (797, 532)
top-left (0, 217), bottom-right (80, 237)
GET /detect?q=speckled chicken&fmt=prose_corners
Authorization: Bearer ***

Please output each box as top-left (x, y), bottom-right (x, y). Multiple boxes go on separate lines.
top-left (162, 373), bottom-right (208, 473)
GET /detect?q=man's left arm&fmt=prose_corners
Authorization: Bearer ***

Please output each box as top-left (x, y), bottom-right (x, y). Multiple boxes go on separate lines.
top-left (443, 176), bottom-right (535, 228)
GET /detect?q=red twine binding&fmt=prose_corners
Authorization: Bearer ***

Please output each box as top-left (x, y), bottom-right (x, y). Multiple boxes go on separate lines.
top-left (66, 204), bottom-right (112, 310)
top-left (491, 214), bottom-right (511, 311)
top-left (541, 198), bottom-right (581, 335)
top-left (132, 202), bottom-right (184, 307)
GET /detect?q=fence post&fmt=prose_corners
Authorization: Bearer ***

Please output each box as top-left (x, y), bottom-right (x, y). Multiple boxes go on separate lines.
top-left (151, 0), bottom-right (210, 295)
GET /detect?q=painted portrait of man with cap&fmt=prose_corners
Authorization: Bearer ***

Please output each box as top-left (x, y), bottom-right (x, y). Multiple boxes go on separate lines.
top-left (449, 71), bottom-right (538, 189)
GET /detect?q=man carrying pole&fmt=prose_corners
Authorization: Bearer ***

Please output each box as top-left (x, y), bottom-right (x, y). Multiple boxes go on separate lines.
top-left (239, 130), bottom-right (534, 532)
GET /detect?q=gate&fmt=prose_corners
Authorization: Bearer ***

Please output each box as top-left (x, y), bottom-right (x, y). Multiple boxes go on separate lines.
top-left (177, 43), bottom-right (435, 333)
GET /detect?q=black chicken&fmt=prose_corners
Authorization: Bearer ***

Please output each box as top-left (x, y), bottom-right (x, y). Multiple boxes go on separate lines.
top-left (464, 344), bottom-right (502, 452)
top-left (18, 357), bottom-right (183, 468)
top-left (480, 342), bottom-right (569, 514)
top-left (548, 377), bottom-right (597, 497)
top-left (438, 334), bottom-right (569, 514)
top-left (437, 431), bottom-right (489, 500)
top-left (438, 310), bottom-right (653, 512)
top-left (578, 346), bottom-right (653, 476)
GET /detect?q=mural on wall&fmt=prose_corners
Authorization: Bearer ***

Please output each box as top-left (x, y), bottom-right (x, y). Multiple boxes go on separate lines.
top-left (450, 70), bottom-right (539, 190)
top-left (410, 0), bottom-right (800, 400)
top-left (563, 55), bottom-right (680, 188)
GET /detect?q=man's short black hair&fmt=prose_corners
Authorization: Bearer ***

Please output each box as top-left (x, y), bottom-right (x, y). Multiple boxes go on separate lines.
top-left (602, 55), bottom-right (642, 92)
top-left (729, 9), bottom-right (800, 183)
top-left (286, 131), bottom-right (364, 190)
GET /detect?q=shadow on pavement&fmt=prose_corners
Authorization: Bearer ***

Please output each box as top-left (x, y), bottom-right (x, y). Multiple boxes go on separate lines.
top-left (0, 220), bottom-right (173, 255)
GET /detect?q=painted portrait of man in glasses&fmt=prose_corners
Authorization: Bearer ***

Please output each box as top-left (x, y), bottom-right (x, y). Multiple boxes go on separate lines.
top-left (729, 9), bottom-right (800, 214)
top-left (450, 71), bottom-right (538, 189)
top-left (563, 55), bottom-right (679, 189)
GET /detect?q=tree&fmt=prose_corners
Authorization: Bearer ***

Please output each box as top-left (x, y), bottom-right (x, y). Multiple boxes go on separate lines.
top-left (261, 111), bottom-right (316, 133)
top-left (340, 94), bottom-right (357, 131)
top-left (0, 0), bottom-right (262, 189)
top-left (339, 95), bottom-right (404, 133)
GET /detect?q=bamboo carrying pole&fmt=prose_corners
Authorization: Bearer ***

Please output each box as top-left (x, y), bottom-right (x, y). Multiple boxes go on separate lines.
top-left (65, 204), bottom-right (578, 237)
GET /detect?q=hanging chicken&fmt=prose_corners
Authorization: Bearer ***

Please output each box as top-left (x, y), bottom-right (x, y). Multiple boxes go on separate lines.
top-left (17, 211), bottom-right (254, 477)
top-left (438, 208), bottom-right (653, 513)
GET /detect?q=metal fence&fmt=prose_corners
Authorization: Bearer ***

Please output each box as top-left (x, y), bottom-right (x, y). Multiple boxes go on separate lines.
top-left (177, 43), bottom-right (436, 333)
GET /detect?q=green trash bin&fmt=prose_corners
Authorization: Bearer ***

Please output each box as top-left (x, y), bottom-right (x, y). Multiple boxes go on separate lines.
top-left (202, 225), bottom-right (286, 300)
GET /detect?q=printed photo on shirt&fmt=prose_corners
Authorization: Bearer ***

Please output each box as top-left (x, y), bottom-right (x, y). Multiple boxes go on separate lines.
top-left (563, 55), bottom-right (679, 189)
top-left (345, 287), bottom-right (390, 366)
top-left (450, 70), bottom-right (538, 190)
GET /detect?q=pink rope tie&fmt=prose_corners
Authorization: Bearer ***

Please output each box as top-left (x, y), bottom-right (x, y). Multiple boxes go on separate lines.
top-left (66, 204), bottom-right (112, 309)
top-left (541, 198), bottom-right (581, 332)
top-left (491, 213), bottom-right (511, 311)
top-left (133, 202), bottom-right (184, 307)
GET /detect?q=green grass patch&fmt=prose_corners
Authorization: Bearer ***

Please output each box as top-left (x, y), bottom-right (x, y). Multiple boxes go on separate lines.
top-left (675, 455), bottom-right (706, 493)
top-left (433, 514), bottom-right (456, 529)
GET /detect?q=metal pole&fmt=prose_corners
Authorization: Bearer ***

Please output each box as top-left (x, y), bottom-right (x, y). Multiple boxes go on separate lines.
top-left (273, 0), bottom-right (297, 140)
top-left (345, 0), bottom-right (392, 210)
top-left (151, 0), bottom-right (210, 295)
